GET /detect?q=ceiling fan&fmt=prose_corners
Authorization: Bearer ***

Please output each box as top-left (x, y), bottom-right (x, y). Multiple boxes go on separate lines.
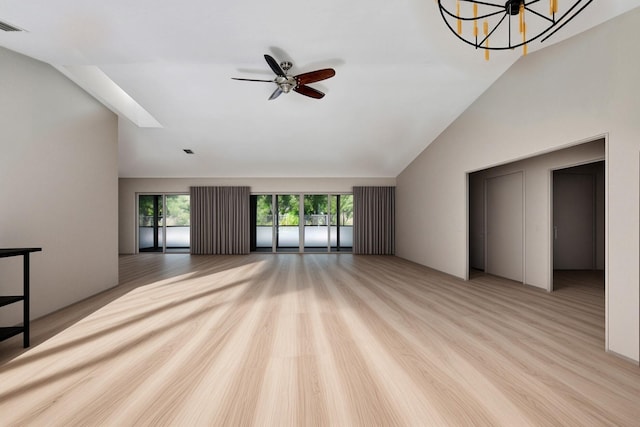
top-left (232, 54), bottom-right (335, 100)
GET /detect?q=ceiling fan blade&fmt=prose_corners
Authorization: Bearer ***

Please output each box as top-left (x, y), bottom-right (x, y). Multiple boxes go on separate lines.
top-left (268, 88), bottom-right (283, 100)
top-left (294, 85), bottom-right (325, 99)
top-left (264, 54), bottom-right (286, 77)
top-left (295, 69), bottom-right (336, 85)
top-left (231, 77), bottom-right (274, 83)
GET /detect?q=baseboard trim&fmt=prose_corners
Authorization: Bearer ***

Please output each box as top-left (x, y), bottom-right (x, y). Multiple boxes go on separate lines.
top-left (606, 349), bottom-right (640, 366)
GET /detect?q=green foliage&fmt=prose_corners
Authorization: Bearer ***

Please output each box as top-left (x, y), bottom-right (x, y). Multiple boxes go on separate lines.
top-left (166, 195), bottom-right (190, 226)
top-left (264, 194), bottom-right (354, 226)
top-left (256, 195), bottom-right (273, 226)
top-left (304, 195), bottom-right (328, 214)
top-left (278, 195), bottom-right (299, 225)
top-left (138, 194), bottom-right (190, 226)
top-left (340, 195), bottom-right (354, 226)
top-left (138, 195), bottom-right (162, 226)
top-left (139, 193), bottom-right (352, 230)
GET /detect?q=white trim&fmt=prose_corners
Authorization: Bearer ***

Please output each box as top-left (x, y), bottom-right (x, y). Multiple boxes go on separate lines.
top-left (299, 194), bottom-right (305, 253)
top-left (465, 174), bottom-right (470, 281)
top-left (548, 169), bottom-right (554, 292)
top-left (522, 169), bottom-right (527, 285)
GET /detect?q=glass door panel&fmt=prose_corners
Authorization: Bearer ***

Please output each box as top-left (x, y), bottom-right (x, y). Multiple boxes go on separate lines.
top-left (304, 195), bottom-right (329, 252)
top-left (252, 195), bottom-right (274, 252)
top-left (276, 194), bottom-right (300, 252)
top-left (330, 194), bottom-right (353, 252)
top-left (330, 195), bottom-right (338, 250)
top-left (165, 194), bottom-right (190, 252)
top-left (138, 195), bottom-right (164, 252)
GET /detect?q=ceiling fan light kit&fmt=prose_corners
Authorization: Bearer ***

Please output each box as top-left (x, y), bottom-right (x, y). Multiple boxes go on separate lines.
top-left (232, 54), bottom-right (335, 100)
top-left (437, 0), bottom-right (593, 60)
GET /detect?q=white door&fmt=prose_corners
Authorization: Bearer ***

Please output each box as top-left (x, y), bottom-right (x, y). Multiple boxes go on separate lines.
top-left (486, 172), bottom-right (524, 282)
top-left (553, 172), bottom-right (595, 270)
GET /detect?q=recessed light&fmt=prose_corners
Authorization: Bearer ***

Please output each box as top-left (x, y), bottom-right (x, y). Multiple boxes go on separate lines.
top-left (183, 149), bottom-right (194, 154)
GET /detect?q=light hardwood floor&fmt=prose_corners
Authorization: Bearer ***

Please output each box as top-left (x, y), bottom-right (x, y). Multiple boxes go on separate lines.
top-left (1, 254), bottom-right (638, 426)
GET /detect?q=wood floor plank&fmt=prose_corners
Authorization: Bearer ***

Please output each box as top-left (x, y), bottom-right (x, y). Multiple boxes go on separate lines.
top-left (1, 254), bottom-right (639, 426)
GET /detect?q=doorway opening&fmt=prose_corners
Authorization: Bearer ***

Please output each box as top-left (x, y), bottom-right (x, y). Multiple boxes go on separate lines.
top-left (551, 161), bottom-right (605, 291)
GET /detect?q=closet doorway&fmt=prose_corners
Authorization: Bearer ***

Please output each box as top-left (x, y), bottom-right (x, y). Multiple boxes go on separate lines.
top-left (467, 138), bottom-right (605, 289)
top-left (551, 161), bottom-right (605, 290)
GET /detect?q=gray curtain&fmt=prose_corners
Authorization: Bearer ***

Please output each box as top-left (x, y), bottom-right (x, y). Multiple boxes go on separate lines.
top-left (190, 186), bottom-right (250, 254)
top-left (353, 186), bottom-right (395, 255)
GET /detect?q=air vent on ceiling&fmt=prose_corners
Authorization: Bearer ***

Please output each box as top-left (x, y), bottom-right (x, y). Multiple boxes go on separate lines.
top-left (0, 20), bottom-right (23, 32)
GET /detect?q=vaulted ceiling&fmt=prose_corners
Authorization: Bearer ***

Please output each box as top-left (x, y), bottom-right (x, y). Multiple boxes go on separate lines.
top-left (1, 1), bottom-right (638, 177)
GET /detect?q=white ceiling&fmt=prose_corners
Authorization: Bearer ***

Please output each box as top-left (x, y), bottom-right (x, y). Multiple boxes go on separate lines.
top-left (1, 0), bottom-right (638, 178)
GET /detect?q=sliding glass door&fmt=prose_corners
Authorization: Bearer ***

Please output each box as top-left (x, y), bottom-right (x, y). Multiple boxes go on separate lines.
top-left (138, 194), bottom-right (190, 253)
top-left (251, 193), bottom-right (352, 253)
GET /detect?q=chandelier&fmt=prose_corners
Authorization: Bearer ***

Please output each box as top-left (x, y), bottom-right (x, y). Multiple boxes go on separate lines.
top-left (437, 0), bottom-right (593, 60)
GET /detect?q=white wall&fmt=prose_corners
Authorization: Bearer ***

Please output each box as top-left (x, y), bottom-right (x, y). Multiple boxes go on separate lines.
top-left (396, 8), bottom-right (640, 362)
top-left (0, 47), bottom-right (118, 324)
top-left (119, 177), bottom-right (395, 254)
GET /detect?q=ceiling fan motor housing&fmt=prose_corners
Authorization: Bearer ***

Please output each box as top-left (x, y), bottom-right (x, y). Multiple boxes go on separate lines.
top-left (276, 75), bottom-right (297, 93)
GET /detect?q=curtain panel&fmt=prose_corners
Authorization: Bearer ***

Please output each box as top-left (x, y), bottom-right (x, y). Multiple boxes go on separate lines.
top-left (353, 186), bottom-right (395, 255)
top-left (190, 186), bottom-right (250, 254)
